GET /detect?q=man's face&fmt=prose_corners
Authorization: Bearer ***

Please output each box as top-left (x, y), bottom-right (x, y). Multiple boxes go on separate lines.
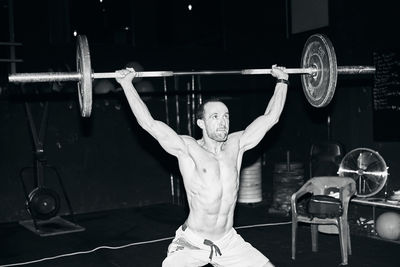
top-left (201, 102), bottom-right (229, 142)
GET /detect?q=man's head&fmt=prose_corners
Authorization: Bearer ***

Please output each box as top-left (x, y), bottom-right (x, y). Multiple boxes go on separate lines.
top-left (196, 98), bottom-right (229, 142)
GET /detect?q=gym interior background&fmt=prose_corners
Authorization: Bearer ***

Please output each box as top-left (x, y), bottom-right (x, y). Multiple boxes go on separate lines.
top-left (0, 0), bottom-right (399, 264)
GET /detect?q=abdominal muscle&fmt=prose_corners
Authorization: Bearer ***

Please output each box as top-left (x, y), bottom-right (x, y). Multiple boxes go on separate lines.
top-left (180, 147), bottom-right (240, 241)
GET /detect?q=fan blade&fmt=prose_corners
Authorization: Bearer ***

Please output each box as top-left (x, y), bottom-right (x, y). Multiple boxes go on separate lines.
top-left (357, 151), bottom-right (375, 169)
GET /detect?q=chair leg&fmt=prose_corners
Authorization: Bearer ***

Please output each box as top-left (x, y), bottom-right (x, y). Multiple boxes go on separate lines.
top-left (292, 220), bottom-right (297, 260)
top-left (338, 219), bottom-right (348, 265)
top-left (311, 224), bottom-right (318, 252)
top-left (347, 222), bottom-right (352, 256)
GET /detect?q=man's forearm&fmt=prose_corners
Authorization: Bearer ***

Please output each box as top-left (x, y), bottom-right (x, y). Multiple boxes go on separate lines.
top-left (121, 82), bottom-right (155, 131)
top-left (264, 83), bottom-right (288, 119)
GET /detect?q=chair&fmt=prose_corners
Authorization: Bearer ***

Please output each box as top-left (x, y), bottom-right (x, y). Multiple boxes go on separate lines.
top-left (291, 176), bottom-right (356, 265)
top-left (309, 142), bottom-right (344, 178)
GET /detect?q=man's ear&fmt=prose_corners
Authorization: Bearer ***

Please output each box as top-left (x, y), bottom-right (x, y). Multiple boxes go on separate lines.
top-left (197, 119), bottom-right (204, 129)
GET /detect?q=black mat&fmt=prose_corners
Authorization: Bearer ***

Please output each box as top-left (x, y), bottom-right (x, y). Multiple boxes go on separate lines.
top-left (0, 203), bottom-right (398, 267)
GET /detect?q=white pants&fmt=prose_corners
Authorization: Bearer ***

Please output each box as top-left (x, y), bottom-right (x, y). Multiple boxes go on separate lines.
top-left (162, 225), bottom-right (270, 267)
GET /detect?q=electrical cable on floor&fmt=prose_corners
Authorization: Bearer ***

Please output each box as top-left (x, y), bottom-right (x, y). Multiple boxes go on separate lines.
top-left (0, 221), bottom-right (291, 267)
top-left (0, 236), bottom-right (175, 267)
top-left (235, 221), bottom-right (291, 230)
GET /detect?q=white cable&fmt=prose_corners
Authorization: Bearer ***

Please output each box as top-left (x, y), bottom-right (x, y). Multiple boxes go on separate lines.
top-left (0, 237), bottom-right (174, 267)
top-left (235, 221), bottom-right (291, 230)
top-left (0, 221), bottom-right (291, 267)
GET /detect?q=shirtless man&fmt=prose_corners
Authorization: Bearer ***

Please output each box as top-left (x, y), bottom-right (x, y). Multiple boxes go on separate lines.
top-left (115, 65), bottom-right (288, 267)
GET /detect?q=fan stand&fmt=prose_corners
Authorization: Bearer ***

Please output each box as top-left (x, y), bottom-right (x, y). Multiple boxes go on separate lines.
top-left (19, 101), bottom-right (84, 236)
top-left (356, 175), bottom-right (389, 200)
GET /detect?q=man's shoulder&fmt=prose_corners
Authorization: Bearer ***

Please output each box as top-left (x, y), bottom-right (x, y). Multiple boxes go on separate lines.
top-left (180, 135), bottom-right (197, 144)
top-left (220, 132), bottom-right (243, 150)
top-left (227, 131), bottom-right (244, 141)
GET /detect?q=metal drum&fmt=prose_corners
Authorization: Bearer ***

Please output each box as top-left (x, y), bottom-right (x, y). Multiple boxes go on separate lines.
top-left (269, 162), bottom-right (304, 215)
top-left (238, 158), bottom-right (262, 204)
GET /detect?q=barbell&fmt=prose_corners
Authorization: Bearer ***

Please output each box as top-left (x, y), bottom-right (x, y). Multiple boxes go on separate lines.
top-left (8, 34), bottom-right (375, 117)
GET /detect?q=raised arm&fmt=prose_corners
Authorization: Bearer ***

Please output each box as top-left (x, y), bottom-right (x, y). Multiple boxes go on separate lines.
top-left (115, 68), bottom-right (188, 157)
top-left (239, 65), bottom-right (288, 152)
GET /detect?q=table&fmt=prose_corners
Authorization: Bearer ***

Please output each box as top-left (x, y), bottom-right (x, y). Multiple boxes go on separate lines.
top-left (350, 197), bottom-right (400, 243)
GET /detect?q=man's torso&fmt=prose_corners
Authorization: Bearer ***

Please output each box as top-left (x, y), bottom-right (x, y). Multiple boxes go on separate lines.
top-left (177, 133), bottom-right (244, 240)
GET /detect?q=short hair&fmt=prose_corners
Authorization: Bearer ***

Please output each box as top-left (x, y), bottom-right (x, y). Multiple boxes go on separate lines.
top-left (196, 98), bottom-right (223, 120)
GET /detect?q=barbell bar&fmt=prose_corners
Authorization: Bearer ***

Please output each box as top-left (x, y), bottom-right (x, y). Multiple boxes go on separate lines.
top-left (8, 34), bottom-right (376, 117)
top-left (8, 66), bottom-right (375, 83)
top-left (8, 68), bottom-right (315, 83)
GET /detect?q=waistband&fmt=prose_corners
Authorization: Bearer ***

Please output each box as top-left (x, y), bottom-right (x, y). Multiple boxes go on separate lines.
top-left (180, 223), bottom-right (236, 249)
top-left (179, 223), bottom-right (236, 260)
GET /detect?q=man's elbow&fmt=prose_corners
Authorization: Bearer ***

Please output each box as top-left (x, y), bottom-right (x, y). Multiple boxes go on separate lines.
top-left (138, 119), bottom-right (156, 133)
top-left (271, 116), bottom-right (280, 126)
top-left (265, 112), bottom-right (280, 126)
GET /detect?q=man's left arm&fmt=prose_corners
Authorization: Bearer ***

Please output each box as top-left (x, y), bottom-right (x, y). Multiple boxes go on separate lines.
top-left (239, 65), bottom-right (288, 152)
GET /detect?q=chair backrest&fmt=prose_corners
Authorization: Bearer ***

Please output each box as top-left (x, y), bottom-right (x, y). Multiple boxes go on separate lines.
top-left (307, 176), bottom-right (356, 197)
top-left (310, 142), bottom-right (344, 178)
top-left (310, 143), bottom-right (343, 158)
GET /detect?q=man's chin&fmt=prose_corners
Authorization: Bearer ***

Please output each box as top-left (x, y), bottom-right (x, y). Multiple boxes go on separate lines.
top-left (214, 134), bottom-right (228, 142)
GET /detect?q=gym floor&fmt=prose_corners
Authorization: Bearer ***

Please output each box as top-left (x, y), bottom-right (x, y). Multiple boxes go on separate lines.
top-left (0, 202), bottom-right (398, 267)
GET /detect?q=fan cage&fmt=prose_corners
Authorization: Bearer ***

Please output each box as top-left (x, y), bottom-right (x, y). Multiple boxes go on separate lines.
top-left (338, 148), bottom-right (388, 198)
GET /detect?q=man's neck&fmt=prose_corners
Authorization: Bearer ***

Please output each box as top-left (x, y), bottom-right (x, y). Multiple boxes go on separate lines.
top-left (199, 137), bottom-right (224, 154)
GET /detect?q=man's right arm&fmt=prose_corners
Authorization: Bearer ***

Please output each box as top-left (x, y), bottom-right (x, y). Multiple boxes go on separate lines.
top-left (238, 65), bottom-right (288, 152)
top-left (116, 68), bottom-right (188, 157)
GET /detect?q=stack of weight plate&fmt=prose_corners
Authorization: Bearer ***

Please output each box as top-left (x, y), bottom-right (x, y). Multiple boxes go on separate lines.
top-left (269, 162), bottom-right (304, 215)
top-left (238, 158), bottom-right (262, 204)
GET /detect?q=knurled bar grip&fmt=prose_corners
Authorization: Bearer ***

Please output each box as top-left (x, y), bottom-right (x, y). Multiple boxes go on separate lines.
top-left (337, 66), bottom-right (376, 74)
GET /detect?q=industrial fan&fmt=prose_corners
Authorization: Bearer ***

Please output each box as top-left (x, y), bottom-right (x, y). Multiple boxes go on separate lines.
top-left (338, 148), bottom-right (389, 197)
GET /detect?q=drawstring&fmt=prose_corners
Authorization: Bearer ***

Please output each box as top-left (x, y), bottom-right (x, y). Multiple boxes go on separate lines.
top-left (182, 223), bottom-right (222, 261)
top-left (203, 239), bottom-right (222, 260)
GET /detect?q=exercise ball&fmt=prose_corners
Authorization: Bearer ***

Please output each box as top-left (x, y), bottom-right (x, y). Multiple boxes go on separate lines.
top-left (376, 212), bottom-right (400, 240)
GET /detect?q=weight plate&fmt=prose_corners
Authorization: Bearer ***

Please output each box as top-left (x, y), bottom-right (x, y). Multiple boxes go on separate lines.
top-left (76, 35), bottom-right (93, 117)
top-left (301, 34), bottom-right (337, 107)
top-left (27, 187), bottom-right (60, 220)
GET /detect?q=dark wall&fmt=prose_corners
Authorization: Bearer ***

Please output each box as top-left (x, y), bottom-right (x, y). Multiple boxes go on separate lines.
top-left (0, 93), bottom-right (173, 222)
top-left (1, 0), bottom-right (399, 222)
